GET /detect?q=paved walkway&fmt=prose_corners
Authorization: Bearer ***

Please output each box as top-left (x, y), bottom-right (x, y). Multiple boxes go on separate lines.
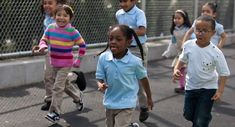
top-left (0, 44), bottom-right (235, 127)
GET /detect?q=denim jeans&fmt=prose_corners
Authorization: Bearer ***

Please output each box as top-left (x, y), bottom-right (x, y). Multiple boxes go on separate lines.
top-left (184, 89), bottom-right (216, 127)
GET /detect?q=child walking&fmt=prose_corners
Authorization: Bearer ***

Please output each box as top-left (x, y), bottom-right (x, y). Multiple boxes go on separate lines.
top-left (182, 2), bottom-right (227, 49)
top-left (173, 15), bottom-right (230, 127)
top-left (162, 9), bottom-right (193, 93)
top-left (32, 0), bottom-right (68, 111)
top-left (96, 25), bottom-right (153, 127)
top-left (115, 0), bottom-right (150, 122)
top-left (37, 4), bottom-right (86, 123)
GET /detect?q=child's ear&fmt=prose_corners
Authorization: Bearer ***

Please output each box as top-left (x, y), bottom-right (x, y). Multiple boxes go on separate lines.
top-left (127, 39), bottom-right (132, 45)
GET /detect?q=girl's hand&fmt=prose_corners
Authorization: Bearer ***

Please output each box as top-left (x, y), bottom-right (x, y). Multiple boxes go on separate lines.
top-left (172, 69), bottom-right (182, 83)
top-left (73, 59), bottom-right (81, 68)
top-left (97, 82), bottom-right (108, 92)
top-left (147, 98), bottom-right (154, 110)
top-left (39, 47), bottom-right (47, 54)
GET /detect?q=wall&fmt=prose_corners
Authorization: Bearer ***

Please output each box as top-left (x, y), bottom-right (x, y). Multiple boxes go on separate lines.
top-left (0, 34), bottom-right (235, 89)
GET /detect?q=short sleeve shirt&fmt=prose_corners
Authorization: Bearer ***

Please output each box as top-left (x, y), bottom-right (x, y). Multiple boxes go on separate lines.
top-left (116, 5), bottom-right (147, 45)
top-left (96, 50), bottom-right (147, 109)
top-left (179, 39), bottom-right (230, 90)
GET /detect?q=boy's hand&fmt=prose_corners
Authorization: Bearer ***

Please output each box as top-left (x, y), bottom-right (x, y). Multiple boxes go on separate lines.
top-left (211, 91), bottom-right (223, 102)
top-left (97, 82), bottom-right (108, 92)
top-left (172, 69), bottom-right (182, 83)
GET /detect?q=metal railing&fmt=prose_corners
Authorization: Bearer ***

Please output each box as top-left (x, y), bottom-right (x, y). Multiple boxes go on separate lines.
top-left (0, 0), bottom-right (234, 59)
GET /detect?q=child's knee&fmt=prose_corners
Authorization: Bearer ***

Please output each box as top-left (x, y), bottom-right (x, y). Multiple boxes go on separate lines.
top-left (183, 112), bottom-right (193, 121)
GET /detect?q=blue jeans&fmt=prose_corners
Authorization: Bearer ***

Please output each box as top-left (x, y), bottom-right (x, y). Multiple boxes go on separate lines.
top-left (184, 89), bottom-right (216, 127)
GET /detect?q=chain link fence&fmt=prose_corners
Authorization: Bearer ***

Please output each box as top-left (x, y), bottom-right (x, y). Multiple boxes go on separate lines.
top-left (1, 0), bottom-right (234, 59)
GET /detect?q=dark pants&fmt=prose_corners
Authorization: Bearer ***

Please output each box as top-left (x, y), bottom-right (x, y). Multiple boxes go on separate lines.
top-left (184, 89), bottom-right (216, 127)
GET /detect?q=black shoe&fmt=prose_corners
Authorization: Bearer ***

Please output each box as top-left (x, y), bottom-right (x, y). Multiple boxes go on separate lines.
top-left (41, 101), bottom-right (51, 111)
top-left (174, 87), bottom-right (185, 93)
top-left (139, 107), bottom-right (149, 122)
top-left (45, 111), bottom-right (60, 123)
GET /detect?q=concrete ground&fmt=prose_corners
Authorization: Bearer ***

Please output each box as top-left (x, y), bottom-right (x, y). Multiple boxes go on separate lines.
top-left (0, 44), bottom-right (235, 127)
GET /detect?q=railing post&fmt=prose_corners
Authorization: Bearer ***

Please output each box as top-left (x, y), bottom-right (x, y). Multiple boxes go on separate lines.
top-left (233, 0), bottom-right (235, 31)
top-left (194, 0), bottom-right (199, 19)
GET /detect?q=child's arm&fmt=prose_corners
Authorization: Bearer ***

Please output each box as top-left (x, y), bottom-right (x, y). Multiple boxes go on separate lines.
top-left (181, 27), bottom-right (194, 49)
top-left (97, 79), bottom-right (108, 93)
top-left (173, 60), bottom-right (185, 82)
top-left (134, 26), bottom-right (146, 36)
top-left (38, 38), bottom-right (48, 54)
top-left (211, 76), bottom-right (228, 101)
top-left (217, 32), bottom-right (227, 49)
top-left (73, 31), bottom-right (86, 68)
top-left (140, 77), bottom-right (153, 110)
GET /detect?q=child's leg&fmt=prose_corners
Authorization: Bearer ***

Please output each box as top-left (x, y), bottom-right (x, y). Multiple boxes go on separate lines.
top-left (183, 90), bottom-right (198, 122)
top-left (64, 75), bottom-right (82, 103)
top-left (44, 53), bottom-right (55, 103)
top-left (105, 108), bottom-right (134, 127)
top-left (192, 89), bottom-right (216, 127)
top-left (49, 67), bottom-right (71, 114)
top-left (105, 109), bottom-right (115, 127)
top-left (115, 109), bottom-right (134, 127)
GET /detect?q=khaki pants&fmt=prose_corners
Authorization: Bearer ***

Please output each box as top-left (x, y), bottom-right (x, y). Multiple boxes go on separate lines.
top-left (49, 67), bottom-right (81, 114)
top-left (44, 53), bottom-right (54, 102)
top-left (129, 43), bottom-right (148, 108)
top-left (105, 108), bottom-right (134, 127)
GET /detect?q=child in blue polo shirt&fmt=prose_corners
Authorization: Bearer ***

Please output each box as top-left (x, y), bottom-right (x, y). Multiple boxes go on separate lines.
top-left (115, 0), bottom-right (150, 122)
top-left (96, 25), bottom-right (153, 127)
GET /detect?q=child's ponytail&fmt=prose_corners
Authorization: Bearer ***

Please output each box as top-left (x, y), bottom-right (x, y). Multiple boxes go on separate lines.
top-left (128, 28), bottom-right (144, 62)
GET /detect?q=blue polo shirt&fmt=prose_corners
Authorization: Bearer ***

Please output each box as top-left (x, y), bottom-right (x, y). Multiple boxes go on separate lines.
top-left (44, 14), bottom-right (55, 30)
top-left (116, 5), bottom-right (147, 46)
top-left (96, 50), bottom-right (147, 109)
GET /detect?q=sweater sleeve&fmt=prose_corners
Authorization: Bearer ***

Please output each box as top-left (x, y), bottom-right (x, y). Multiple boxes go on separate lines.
top-left (73, 29), bottom-right (86, 59)
top-left (39, 30), bottom-right (49, 49)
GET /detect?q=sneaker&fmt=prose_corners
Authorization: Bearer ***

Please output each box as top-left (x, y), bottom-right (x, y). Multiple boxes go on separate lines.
top-left (129, 122), bottom-right (140, 127)
top-left (74, 92), bottom-right (84, 111)
top-left (139, 107), bottom-right (149, 122)
top-left (174, 87), bottom-right (185, 93)
top-left (41, 101), bottom-right (51, 111)
top-left (45, 111), bottom-right (60, 123)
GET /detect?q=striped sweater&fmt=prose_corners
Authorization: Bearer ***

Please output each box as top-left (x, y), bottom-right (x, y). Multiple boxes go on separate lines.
top-left (39, 23), bottom-right (86, 67)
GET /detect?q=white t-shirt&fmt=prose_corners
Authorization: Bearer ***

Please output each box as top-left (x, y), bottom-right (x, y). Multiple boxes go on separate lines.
top-left (179, 39), bottom-right (230, 90)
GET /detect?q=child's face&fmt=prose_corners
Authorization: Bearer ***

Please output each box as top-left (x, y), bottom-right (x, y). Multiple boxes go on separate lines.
top-left (43, 0), bottom-right (57, 16)
top-left (174, 13), bottom-right (184, 27)
top-left (108, 27), bottom-right (131, 59)
top-left (119, 0), bottom-right (136, 12)
top-left (194, 20), bottom-right (215, 47)
top-left (55, 10), bottom-right (71, 27)
top-left (201, 5), bottom-right (216, 18)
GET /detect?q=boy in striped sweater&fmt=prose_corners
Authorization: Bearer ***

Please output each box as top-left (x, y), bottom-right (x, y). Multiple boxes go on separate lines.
top-left (38, 4), bottom-right (86, 123)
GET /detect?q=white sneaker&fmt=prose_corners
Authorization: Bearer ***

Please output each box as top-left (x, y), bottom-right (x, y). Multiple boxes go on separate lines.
top-left (45, 112), bottom-right (60, 123)
top-left (129, 122), bottom-right (140, 127)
